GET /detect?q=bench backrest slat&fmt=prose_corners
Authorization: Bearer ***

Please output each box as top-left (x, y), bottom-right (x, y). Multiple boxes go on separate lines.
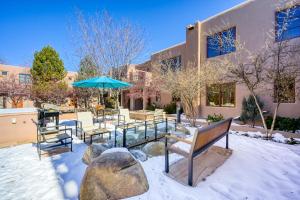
top-left (191, 118), bottom-right (232, 154)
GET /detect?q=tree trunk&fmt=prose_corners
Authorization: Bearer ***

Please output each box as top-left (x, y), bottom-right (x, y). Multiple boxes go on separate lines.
top-left (251, 93), bottom-right (268, 135)
top-left (269, 103), bottom-right (280, 139)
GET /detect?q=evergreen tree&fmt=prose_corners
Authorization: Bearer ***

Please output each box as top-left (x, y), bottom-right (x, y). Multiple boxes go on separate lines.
top-left (30, 45), bottom-right (68, 106)
top-left (74, 56), bottom-right (99, 108)
top-left (240, 95), bottom-right (264, 127)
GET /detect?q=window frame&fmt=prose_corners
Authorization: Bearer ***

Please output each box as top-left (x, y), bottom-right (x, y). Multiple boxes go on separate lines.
top-left (207, 27), bottom-right (236, 58)
top-left (273, 78), bottom-right (296, 104)
top-left (161, 55), bottom-right (182, 74)
top-left (18, 73), bottom-right (31, 84)
top-left (206, 82), bottom-right (236, 107)
top-left (275, 4), bottom-right (300, 42)
top-left (1, 71), bottom-right (8, 76)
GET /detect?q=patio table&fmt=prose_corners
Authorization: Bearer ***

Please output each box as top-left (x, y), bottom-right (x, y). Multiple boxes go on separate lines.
top-left (129, 110), bottom-right (155, 121)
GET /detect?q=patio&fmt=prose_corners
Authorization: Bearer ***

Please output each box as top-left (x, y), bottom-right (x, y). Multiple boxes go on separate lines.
top-left (0, 127), bottom-right (299, 200)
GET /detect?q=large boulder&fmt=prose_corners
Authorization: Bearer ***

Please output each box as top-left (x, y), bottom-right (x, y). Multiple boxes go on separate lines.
top-left (130, 150), bottom-right (148, 162)
top-left (142, 141), bottom-right (165, 157)
top-left (82, 143), bottom-right (111, 165)
top-left (80, 148), bottom-right (149, 200)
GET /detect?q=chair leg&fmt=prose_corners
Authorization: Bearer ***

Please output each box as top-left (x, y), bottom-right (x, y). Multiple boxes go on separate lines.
top-left (165, 137), bottom-right (169, 173)
top-left (70, 138), bottom-right (73, 152)
top-left (226, 133), bottom-right (229, 149)
top-left (90, 135), bottom-right (93, 144)
top-left (165, 149), bottom-right (169, 173)
top-left (188, 158), bottom-right (193, 186)
top-left (114, 129), bottom-right (117, 147)
top-left (83, 132), bottom-right (86, 143)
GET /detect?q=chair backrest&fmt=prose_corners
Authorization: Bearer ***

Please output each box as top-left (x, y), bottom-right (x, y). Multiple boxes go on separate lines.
top-left (77, 111), bottom-right (94, 128)
top-left (191, 118), bottom-right (232, 155)
top-left (119, 108), bottom-right (131, 122)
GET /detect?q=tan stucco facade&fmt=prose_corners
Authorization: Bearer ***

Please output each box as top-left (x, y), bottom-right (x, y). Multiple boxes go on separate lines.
top-left (0, 64), bottom-right (77, 108)
top-left (127, 0), bottom-right (300, 118)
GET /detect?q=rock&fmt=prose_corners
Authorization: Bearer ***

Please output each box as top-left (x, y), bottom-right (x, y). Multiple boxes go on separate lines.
top-left (82, 143), bottom-right (111, 165)
top-left (142, 141), bottom-right (165, 157)
top-left (80, 148), bottom-right (149, 200)
top-left (130, 150), bottom-right (148, 162)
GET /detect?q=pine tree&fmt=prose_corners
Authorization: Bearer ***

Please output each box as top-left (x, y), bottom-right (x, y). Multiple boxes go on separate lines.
top-left (240, 95), bottom-right (264, 127)
top-left (30, 45), bottom-right (68, 106)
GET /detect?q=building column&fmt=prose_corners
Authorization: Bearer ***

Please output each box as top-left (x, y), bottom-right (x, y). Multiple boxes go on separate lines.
top-left (143, 90), bottom-right (147, 110)
top-left (130, 97), bottom-right (135, 110)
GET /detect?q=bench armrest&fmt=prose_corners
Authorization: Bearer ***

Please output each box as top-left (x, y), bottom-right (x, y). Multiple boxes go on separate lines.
top-left (165, 135), bottom-right (193, 144)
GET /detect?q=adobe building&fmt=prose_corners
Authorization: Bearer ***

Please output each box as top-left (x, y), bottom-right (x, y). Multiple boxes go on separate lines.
top-left (0, 64), bottom-right (77, 109)
top-left (125, 0), bottom-right (300, 118)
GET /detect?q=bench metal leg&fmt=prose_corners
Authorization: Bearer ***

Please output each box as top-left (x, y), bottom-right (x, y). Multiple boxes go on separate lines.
top-left (226, 133), bottom-right (229, 149)
top-left (123, 128), bottom-right (127, 147)
top-left (188, 157), bottom-right (193, 186)
top-left (165, 137), bottom-right (169, 173)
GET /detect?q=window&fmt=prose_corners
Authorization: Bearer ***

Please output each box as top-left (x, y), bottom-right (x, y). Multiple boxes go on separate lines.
top-left (207, 27), bottom-right (236, 58)
top-left (19, 73), bottom-right (31, 84)
top-left (274, 78), bottom-right (295, 103)
top-left (207, 83), bottom-right (235, 107)
top-left (161, 55), bottom-right (182, 73)
top-left (1, 71), bottom-right (8, 76)
top-left (276, 5), bottom-right (300, 41)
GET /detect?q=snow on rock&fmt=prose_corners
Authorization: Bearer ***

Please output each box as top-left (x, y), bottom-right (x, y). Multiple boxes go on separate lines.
top-left (102, 147), bottom-right (129, 155)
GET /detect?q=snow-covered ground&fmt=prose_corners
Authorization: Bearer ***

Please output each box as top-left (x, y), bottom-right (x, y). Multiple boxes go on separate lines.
top-left (0, 128), bottom-right (300, 200)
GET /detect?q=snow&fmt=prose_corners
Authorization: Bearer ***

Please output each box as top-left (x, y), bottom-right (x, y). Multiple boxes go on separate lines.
top-left (0, 127), bottom-right (300, 199)
top-left (273, 133), bottom-right (288, 143)
top-left (102, 147), bottom-right (129, 155)
top-left (128, 135), bottom-right (300, 200)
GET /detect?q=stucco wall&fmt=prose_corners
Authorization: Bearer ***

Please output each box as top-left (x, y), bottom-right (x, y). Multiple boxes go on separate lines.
top-left (198, 0), bottom-right (300, 118)
top-left (0, 109), bottom-right (38, 147)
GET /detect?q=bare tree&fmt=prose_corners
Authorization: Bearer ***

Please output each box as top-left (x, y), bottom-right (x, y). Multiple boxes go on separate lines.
top-left (153, 55), bottom-right (224, 126)
top-left (216, 0), bottom-right (300, 138)
top-left (0, 74), bottom-right (31, 107)
top-left (74, 10), bottom-right (146, 79)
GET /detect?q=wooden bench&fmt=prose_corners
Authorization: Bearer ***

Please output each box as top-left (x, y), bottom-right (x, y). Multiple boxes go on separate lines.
top-left (165, 118), bottom-right (232, 186)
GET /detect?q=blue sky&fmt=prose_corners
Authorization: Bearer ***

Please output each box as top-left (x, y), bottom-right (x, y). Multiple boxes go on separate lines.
top-left (0, 0), bottom-right (245, 71)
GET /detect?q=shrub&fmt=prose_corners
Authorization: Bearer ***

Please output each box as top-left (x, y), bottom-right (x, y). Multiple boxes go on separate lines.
top-left (104, 96), bottom-right (116, 108)
top-left (163, 102), bottom-right (177, 114)
top-left (266, 116), bottom-right (300, 133)
top-left (207, 113), bottom-right (224, 123)
top-left (240, 95), bottom-right (264, 127)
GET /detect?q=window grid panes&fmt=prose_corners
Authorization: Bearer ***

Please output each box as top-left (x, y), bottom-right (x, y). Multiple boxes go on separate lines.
top-left (207, 83), bottom-right (235, 107)
top-left (207, 27), bottom-right (236, 58)
top-left (161, 55), bottom-right (182, 74)
top-left (276, 5), bottom-right (300, 41)
top-left (19, 73), bottom-right (31, 84)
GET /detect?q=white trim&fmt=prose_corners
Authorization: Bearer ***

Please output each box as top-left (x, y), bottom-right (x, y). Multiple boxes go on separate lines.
top-left (151, 42), bottom-right (186, 55)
